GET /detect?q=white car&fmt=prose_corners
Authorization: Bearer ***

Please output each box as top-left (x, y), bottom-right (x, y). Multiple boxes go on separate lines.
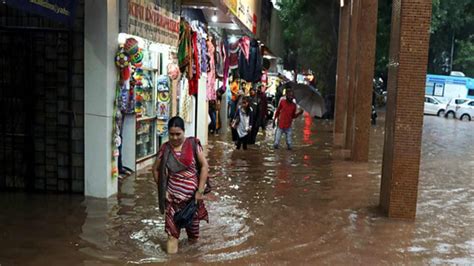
top-left (445, 98), bottom-right (469, 118)
top-left (424, 96), bottom-right (446, 116)
top-left (455, 100), bottom-right (474, 121)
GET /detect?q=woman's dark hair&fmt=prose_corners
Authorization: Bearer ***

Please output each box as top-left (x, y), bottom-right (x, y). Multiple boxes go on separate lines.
top-left (241, 96), bottom-right (252, 114)
top-left (168, 116), bottom-right (185, 131)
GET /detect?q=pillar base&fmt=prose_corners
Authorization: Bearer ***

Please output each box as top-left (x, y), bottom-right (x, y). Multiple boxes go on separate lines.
top-left (334, 133), bottom-right (345, 147)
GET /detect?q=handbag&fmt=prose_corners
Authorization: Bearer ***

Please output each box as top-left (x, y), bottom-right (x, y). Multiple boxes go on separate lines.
top-left (174, 196), bottom-right (197, 229)
top-left (231, 111), bottom-right (240, 129)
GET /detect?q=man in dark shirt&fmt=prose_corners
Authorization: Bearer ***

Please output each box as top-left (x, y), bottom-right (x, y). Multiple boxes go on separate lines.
top-left (273, 89), bottom-right (303, 150)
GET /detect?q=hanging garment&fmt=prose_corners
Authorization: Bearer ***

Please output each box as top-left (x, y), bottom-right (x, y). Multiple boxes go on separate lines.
top-left (228, 42), bottom-right (240, 70)
top-left (239, 39), bottom-right (262, 82)
top-left (239, 36), bottom-right (251, 62)
top-left (206, 39), bottom-right (216, 101)
top-left (188, 31), bottom-right (200, 96)
top-left (215, 39), bottom-right (224, 78)
top-left (222, 40), bottom-right (230, 88)
top-left (200, 28), bottom-right (208, 73)
top-left (178, 20), bottom-right (193, 80)
top-left (182, 80), bottom-right (193, 123)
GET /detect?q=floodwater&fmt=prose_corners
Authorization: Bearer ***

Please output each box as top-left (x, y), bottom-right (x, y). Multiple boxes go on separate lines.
top-left (1, 113), bottom-right (473, 265)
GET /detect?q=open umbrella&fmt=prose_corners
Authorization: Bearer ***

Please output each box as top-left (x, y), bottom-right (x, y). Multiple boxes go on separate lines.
top-left (287, 82), bottom-right (326, 118)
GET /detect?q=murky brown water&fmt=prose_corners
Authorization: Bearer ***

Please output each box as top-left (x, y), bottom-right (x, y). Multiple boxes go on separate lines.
top-left (1, 113), bottom-right (473, 265)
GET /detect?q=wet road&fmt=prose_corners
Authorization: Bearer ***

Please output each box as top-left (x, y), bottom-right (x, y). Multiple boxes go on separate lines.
top-left (0, 113), bottom-right (473, 265)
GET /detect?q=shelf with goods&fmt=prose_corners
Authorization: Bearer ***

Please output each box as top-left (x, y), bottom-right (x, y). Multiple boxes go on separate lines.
top-left (135, 63), bottom-right (158, 162)
top-left (117, 33), bottom-right (176, 171)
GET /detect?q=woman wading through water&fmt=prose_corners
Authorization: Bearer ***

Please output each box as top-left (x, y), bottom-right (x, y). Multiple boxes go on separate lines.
top-left (152, 116), bottom-right (209, 254)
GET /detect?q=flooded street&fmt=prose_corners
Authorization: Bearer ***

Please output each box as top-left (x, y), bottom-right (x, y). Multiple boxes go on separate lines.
top-left (1, 114), bottom-right (473, 265)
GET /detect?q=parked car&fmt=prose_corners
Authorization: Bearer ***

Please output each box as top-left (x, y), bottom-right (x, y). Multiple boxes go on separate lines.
top-left (424, 96), bottom-right (446, 116)
top-left (445, 98), bottom-right (469, 118)
top-left (455, 100), bottom-right (474, 121)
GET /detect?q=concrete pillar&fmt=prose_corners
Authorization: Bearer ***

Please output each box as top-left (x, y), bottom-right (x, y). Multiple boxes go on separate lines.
top-left (333, 0), bottom-right (351, 147)
top-left (351, 0), bottom-right (378, 162)
top-left (84, 0), bottom-right (119, 198)
top-left (344, 0), bottom-right (360, 150)
top-left (197, 75), bottom-right (209, 145)
top-left (380, 0), bottom-right (432, 219)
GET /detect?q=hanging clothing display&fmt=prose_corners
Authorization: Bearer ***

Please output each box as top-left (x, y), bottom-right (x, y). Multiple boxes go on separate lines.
top-left (215, 39), bottom-right (225, 79)
top-left (206, 38), bottom-right (216, 100)
top-left (239, 36), bottom-right (251, 62)
top-left (178, 20), bottom-right (193, 80)
top-left (182, 82), bottom-right (193, 123)
top-left (199, 28), bottom-right (208, 73)
top-left (228, 42), bottom-right (240, 70)
top-left (222, 39), bottom-right (231, 89)
top-left (239, 39), bottom-right (262, 83)
top-left (188, 31), bottom-right (200, 95)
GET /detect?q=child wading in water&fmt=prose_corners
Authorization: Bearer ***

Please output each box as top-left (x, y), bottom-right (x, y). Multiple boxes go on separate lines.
top-left (232, 96), bottom-right (253, 150)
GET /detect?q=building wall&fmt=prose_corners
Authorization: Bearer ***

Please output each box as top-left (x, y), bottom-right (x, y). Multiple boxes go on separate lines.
top-left (0, 1), bottom-right (85, 193)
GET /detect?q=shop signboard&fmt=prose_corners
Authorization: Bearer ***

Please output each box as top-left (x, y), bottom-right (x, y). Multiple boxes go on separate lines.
top-left (223, 0), bottom-right (238, 16)
top-left (128, 0), bottom-right (180, 47)
top-left (4, 0), bottom-right (77, 25)
top-left (236, 0), bottom-right (258, 34)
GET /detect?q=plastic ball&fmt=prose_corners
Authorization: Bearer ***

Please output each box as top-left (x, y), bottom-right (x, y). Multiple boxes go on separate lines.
top-left (134, 62), bottom-right (143, 68)
top-left (115, 51), bottom-right (130, 68)
top-left (131, 49), bottom-right (143, 65)
top-left (124, 38), bottom-right (139, 56)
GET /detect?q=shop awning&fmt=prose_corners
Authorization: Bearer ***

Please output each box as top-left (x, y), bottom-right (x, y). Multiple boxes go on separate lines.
top-left (181, 0), bottom-right (256, 38)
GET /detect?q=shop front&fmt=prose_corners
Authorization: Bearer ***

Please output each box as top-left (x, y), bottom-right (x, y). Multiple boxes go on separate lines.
top-left (114, 0), bottom-right (180, 173)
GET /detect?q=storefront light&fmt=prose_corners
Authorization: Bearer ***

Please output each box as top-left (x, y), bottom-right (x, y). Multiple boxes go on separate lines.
top-left (212, 11), bottom-right (218, 22)
top-left (229, 35), bottom-right (238, 43)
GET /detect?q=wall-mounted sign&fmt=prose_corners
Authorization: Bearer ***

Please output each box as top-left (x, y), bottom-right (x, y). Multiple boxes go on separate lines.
top-left (5, 0), bottom-right (77, 25)
top-left (128, 0), bottom-right (180, 47)
top-left (236, 0), bottom-right (257, 34)
top-left (223, 0), bottom-right (238, 16)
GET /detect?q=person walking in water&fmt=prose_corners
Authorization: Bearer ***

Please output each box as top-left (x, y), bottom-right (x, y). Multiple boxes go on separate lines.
top-left (273, 89), bottom-right (303, 150)
top-left (152, 116), bottom-right (209, 254)
top-left (248, 87), bottom-right (260, 144)
top-left (232, 96), bottom-right (253, 150)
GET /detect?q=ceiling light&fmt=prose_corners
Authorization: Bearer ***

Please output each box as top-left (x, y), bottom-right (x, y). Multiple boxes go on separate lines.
top-left (211, 11), bottom-right (218, 22)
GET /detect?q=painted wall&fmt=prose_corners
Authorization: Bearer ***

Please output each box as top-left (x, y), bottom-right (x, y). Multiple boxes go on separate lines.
top-left (84, 0), bottom-right (119, 198)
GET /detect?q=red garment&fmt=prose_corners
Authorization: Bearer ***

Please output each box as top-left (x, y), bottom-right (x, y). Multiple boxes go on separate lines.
top-left (158, 138), bottom-right (209, 239)
top-left (275, 98), bottom-right (298, 129)
top-left (228, 42), bottom-right (240, 70)
top-left (189, 31), bottom-right (200, 95)
top-left (189, 78), bottom-right (198, 96)
top-left (239, 36), bottom-right (251, 62)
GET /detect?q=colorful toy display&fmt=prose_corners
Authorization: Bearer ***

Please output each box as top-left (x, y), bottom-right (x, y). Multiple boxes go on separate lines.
top-left (131, 49), bottom-right (144, 65)
top-left (158, 91), bottom-right (170, 102)
top-left (157, 102), bottom-right (170, 120)
top-left (124, 38), bottom-right (139, 56)
top-left (115, 50), bottom-right (130, 68)
top-left (156, 75), bottom-right (171, 134)
top-left (156, 120), bottom-right (168, 136)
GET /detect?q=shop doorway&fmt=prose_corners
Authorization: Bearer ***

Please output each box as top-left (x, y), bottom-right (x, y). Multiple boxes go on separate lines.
top-left (0, 23), bottom-right (76, 192)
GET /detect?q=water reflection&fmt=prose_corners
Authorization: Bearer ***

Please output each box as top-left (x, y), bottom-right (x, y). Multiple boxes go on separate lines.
top-left (0, 115), bottom-right (472, 264)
